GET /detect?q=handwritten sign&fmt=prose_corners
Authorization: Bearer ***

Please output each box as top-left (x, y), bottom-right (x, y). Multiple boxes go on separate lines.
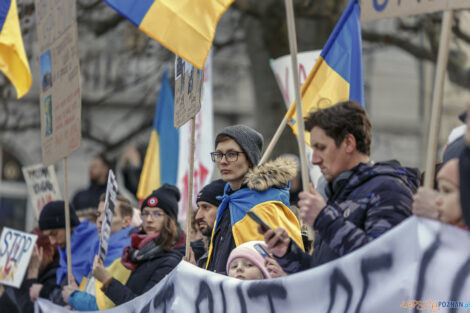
top-left (0, 228), bottom-right (37, 288)
top-left (35, 0), bottom-right (82, 166)
top-left (360, 0), bottom-right (470, 22)
top-left (269, 50), bottom-right (321, 108)
top-left (98, 170), bottom-right (118, 262)
top-left (174, 56), bottom-right (203, 128)
top-left (35, 217), bottom-right (470, 313)
top-left (22, 164), bottom-right (62, 217)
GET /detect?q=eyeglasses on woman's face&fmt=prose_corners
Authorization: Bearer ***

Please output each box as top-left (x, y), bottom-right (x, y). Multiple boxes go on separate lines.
top-left (210, 151), bottom-right (244, 163)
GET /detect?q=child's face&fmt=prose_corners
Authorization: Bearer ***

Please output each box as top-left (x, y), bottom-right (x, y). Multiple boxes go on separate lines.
top-left (228, 258), bottom-right (264, 280)
top-left (436, 179), bottom-right (463, 226)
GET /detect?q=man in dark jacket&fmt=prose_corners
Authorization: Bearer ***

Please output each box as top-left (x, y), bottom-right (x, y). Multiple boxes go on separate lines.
top-left (72, 154), bottom-right (110, 214)
top-left (262, 101), bottom-right (419, 272)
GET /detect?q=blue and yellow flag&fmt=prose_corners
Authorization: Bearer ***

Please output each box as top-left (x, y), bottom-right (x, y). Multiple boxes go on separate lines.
top-left (137, 68), bottom-right (179, 200)
top-left (104, 0), bottom-right (234, 70)
top-left (286, 0), bottom-right (364, 138)
top-left (0, 0), bottom-right (32, 98)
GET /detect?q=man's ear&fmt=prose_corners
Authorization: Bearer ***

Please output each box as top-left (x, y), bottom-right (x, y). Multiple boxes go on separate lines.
top-left (344, 134), bottom-right (357, 153)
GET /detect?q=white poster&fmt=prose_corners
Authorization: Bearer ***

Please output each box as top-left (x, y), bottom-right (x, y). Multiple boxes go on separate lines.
top-left (22, 163), bottom-right (62, 217)
top-left (177, 51), bottom-right (214, 221)
top-left (270, 51), bottom-right (323, 187)
top-left (98, 170), bottom-right (118, 261)
top-left (360, 0), bottom-right (470, 22)
top-left (0, 228), bottom-right (38, 288)
top-left (35, 217), bottom-right (470, 312)
top-left (270, 50), bottom-right (321, 109)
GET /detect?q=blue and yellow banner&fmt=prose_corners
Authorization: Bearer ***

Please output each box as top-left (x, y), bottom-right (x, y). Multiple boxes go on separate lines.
top-left (286, 0), bottom-right (364, 138)
top-left (104, 0), bottom-right (234, 69)
top-left (0, 0), bottom-right (32, 98)
top-left (137, 68), bottom-right (179, 200)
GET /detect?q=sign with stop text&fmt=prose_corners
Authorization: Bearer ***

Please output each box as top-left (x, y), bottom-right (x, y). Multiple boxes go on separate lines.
top-left (360, 0), bottom-right (470, 21)
top-left (0, 228), bottom-right (38, 288)
top-left (22, 163), bottom-right (62, 217)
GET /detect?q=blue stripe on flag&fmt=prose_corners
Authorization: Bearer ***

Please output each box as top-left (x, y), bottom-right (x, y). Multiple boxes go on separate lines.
top-left (0, 0), bottom-right (11, 34)
top-left (103, 0), bottom-right (154, 26)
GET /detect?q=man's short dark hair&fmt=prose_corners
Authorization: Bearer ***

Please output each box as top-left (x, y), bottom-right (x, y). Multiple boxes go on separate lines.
top-left (304, 100), bottom-right (371, 155)
top-left (99, 193), bottom-right (133, 218)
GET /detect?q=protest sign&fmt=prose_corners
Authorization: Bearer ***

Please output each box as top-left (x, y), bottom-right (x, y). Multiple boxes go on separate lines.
top-left (22, 164), bottom-right (62, 217)
top-left (270, 50), bottom-right (321, 108)
top-left (98, 170), bottom-right (118, 262)
top-left (35, 0), bottom-right (82, 166)
top-left (177, 51), bottom-right (214, 221)
top-left (35, 217), bottom-right (470, 313)
top-left (0, 228), bottom-right (38, 288)
top-left (360, 0), bottom-right (470, 22)
top-left (174, 56), bottom-right (203, 128)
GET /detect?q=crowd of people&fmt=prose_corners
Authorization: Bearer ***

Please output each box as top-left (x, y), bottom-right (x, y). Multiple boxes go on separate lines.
top-left (0, 100), bottom-right (468, 312)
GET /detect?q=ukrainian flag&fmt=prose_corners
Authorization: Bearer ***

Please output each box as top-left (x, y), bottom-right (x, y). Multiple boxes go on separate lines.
top-left (286, 0), bottom-right (364, 138)
top-left (104, 0), bottom-right (234, 70)
top-left (0, 0), bottom-right (32, 98)
top-left (137, 68), bottom-right (179, 200)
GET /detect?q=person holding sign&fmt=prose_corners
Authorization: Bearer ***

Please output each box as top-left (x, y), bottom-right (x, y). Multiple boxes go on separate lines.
top-left (205, 125), bottom-right (304, 275)
top-left (92, 184), bottom-right (185, 306)
top-left (38, 201), bottom-right (98, 305)
top-left (260, 101), bottom-right (419, 272)
top-left (61, 194), bottom-right (136, 311)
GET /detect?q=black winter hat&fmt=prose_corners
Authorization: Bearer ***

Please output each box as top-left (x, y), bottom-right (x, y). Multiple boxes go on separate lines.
top-left (39, 201), bottom-right (80, 231)
top-left (196, 179), bottom-right (226, 207)
top-left (141, 184), bottom-right (180, 221)
top-left (216, 125), bottom-right (264, 166)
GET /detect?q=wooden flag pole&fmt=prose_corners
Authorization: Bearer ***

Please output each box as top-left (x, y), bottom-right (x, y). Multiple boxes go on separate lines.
top-left (184, 116), bottom-right (196, 261)
top-left (259, 116), bottom-right (288, 164)
top-left (423, 10), bottom-right (453, 188)
top-left (63, 157), bottom-right (73, 285)
top-left (284, 0), bottom-right (309, 193)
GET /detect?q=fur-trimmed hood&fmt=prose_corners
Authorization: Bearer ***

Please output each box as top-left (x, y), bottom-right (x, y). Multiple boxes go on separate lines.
top-left (244, 157), bottom-right (298, 191)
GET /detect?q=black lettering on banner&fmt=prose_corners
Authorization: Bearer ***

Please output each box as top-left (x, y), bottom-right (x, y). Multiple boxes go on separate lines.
top-left (152, 282), bottom-right (175, 313)
top-left (237, 285), bottom-right (248, 313)
top-left (195, 281), bottom-right (214, 313)
top-left (247, 282), bottom-right (287, 313)
top-left (413, 235), bottom-right (441, 313)
top-left (326, 268), bottom-right (353, 313)
top-left (449, 257), bottom-right (470, 313)
top-left (354, 253), bottom-right (393, 313)
top-left (139, 301), bottom-right (151, 313)
top-left (220, 282), bottom-right (227, 313)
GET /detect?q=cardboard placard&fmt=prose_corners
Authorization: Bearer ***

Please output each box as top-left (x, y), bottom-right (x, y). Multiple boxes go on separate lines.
top-left (35, 0), bottom-right (82, 166)
top-left (22, 164), bottom-right (62, 217)
top-left (360, 0), bottom-right (469, 21)
top-left (174, 56), bottom-right (203, 128)
top-left (0, 228), bottom-right (38, 288)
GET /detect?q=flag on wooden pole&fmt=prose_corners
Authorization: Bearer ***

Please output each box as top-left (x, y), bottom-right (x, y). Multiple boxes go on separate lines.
top-left (286, 0), bottom-right (364, 139)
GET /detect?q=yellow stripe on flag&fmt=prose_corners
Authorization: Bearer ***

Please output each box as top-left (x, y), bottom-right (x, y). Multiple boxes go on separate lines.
top-left (140, 0), bottom-right (233, 69)
top-left (286, 57), bottom-right (350, 143)
top-left (137, 131), bottom-right (162, 199)
top-left (0, 0), bottom-right (32, 98)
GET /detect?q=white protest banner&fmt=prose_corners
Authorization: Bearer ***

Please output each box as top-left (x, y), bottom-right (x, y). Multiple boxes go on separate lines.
top-left (35, 217), bottom-right (470, 313)
top-left (98, 170), bottom-right (118, 262)
top-left (177, 51), bottom-right (214, 221)
top-left (174, 56), bottom-right (203, 128)
top-left (360, 0), bottom-right (470, 22)
top-left (0, 228), bottom-right (38, 288)
top-left (270, 50), bottom-right (321, 109)
top-left (22, 164), bottom-right (62, 217)
top-left (35, 0), bottom-right (82, 166)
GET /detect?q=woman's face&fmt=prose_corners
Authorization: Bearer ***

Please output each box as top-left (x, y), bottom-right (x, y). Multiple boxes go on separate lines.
top-left (436, 159), bottom-right (463, 226)
top-left (141, 207), bottom-right (166, 234)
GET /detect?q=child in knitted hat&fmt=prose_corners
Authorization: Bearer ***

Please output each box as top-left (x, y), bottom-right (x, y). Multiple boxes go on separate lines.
top-left (226, 241), bottom-right (271, 280)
